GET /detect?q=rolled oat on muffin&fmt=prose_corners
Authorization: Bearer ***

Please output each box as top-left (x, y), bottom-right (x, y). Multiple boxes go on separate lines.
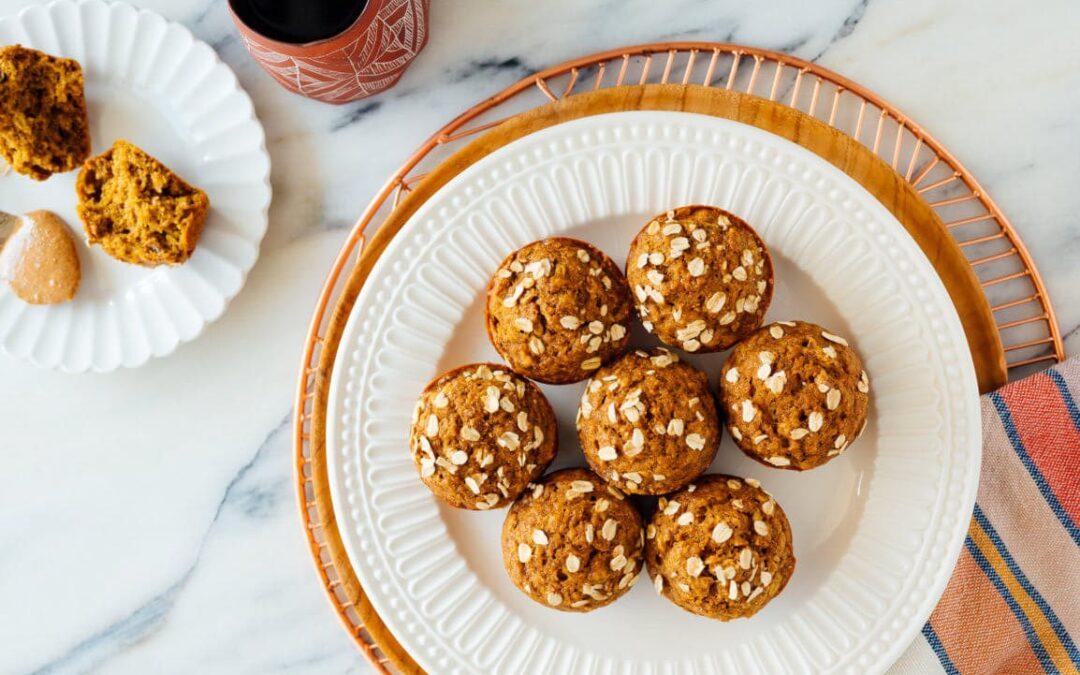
top-left (409, 363), bottom-right (558, 509)
top-left (718, 320), bottom-right (870, 470)
top-left (577, 347), bottom-right (720, 495)
top-left (626, 205), bottom-right (773, 353)
top-left (645, 474), bottom-right (795, 620)
top-left (502, 468), bottom-right (645, 612)
top-left (486, 237), bottom-right (632, 384)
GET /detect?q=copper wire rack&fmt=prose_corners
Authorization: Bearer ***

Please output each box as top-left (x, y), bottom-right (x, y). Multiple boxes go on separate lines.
top-left (293, 43), bottom-right (1064, 673)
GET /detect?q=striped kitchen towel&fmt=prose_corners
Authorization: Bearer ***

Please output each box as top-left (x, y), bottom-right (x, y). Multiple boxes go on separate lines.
top-left (891, 357), bottom-right (1080, 675)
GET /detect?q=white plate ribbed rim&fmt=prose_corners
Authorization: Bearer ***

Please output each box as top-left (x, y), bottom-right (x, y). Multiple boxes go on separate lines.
top-left (326, 111), bottom-right (980, 674)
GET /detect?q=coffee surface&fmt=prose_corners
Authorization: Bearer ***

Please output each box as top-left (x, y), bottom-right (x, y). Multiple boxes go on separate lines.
top-left (231, 0), bottom-right (370, 44)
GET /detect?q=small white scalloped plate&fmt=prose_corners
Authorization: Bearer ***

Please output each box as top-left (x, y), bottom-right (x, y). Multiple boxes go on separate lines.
top-left (0, 0), bottom-right (270, 372)
top-left (327, 112), bottom-right (981, 674)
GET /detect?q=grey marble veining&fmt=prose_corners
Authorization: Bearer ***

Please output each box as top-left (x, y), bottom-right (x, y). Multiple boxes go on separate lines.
top-left (1, 0), bottom-right (1077, 673)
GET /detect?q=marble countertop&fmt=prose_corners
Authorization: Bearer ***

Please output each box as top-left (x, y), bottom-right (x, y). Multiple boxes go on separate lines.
top-left (2, 0), bottom-right (1077, 672)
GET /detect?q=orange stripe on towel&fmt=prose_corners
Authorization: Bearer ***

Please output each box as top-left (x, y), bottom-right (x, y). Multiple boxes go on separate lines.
top-left (929, 548), bottom-right (1043, 674)
top-left (968, 517), bottom-right (1080, 674)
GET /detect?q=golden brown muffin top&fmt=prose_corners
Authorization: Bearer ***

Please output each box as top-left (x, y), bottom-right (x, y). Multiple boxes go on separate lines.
top-left (410, 362), bottom-right (558, 510)
top-left (577, 347), bottom-right (719, 495)
top-left (627, 205), bottom-right (773, 353)
top-left (645, 474), bottom-right (795, 620)
top-left (486, 237), bottom-right (632, 384)
top-left (718, 320), bottom-right (870, 471)
top-left (502, 467), bottom-right (644, 612)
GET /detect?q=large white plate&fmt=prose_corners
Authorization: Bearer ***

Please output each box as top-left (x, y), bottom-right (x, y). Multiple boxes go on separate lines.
top-left (327, 111), bottom-right (981, 674)
top-left (0, 0), bottom-right (270, 372)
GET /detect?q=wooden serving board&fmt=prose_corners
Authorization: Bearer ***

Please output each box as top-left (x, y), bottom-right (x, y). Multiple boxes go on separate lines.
top-left (307, 84), bottom-right (1006, 674)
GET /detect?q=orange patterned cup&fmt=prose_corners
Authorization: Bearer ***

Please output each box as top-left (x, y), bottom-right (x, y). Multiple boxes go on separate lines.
top-left (229, 0), bottom-right (430, 104)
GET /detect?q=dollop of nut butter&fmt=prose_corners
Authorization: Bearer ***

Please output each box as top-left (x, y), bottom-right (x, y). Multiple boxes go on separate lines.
top-left (0, 209), bottom-right (81, 305)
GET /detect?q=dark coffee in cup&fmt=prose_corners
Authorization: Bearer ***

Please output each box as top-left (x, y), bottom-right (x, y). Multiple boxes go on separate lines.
top-left (229, 0), bottom-right (370, 44)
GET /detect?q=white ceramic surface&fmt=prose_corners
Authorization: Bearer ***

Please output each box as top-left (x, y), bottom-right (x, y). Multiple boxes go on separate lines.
top-left (326, 111), bottom-right (982, 674)
top-left (0, 0), bottom-right (270, 372)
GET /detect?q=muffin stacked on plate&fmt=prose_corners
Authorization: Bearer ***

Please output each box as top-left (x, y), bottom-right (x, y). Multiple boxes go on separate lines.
top-left (406, 205), bottom-right (871, 619)
top-left (646, 475), bottom-right (795, 619)
top-left (502, 468), bottom-right (644, 611)
top-left (626, 206), bottom-right (773, 352)
top-left (718, 320), bottom-right (870, 470)
top-left (576, 347), bottom-right (720, 495)
top-left (409, 363), bottom-right (557, 510)
top-left (486, 237), bottom-right (631, 383)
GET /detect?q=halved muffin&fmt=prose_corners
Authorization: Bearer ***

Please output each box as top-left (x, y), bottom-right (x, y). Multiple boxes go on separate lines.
top-left (0, 45), bottom-right (91, 180)
top-left (76, 140), bottom-right (209, 266)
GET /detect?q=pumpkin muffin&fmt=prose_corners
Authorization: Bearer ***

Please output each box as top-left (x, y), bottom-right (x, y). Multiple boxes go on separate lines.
top-left (576, 348), bottom-right (720, 495)
top-left (502, 468), bottom-right (645, 612)
top-left (645, 474), bottom-right (795, 620)
top-left (76, 140), bottom-right (210, 266)
top-left (486, 237), bottom-right (632, 384)
top-left (718, 321), bottom-right (870, 471)
top-left (0, 45), bottom-right (91, 180)
top-left (626, 206), bottom-right (773, 353)
top-left (410, 363), bottom-right (558, 510)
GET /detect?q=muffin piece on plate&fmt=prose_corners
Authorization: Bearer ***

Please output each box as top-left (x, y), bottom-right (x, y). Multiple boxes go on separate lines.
top-left (645, 474), bottom-right (794, 620)
top-left (0, 45), bottom-right (91, 180)
top-left (718, 320), bottom-right (870, 470)
top-left (409, 363), bottom-right (557, 510)
top-left (577, 347), bottom-right (720, 495)
top-left (486, 237), bottom-right (632, 384)
top-left (76, 140), bottom-right (210, 266)
top-left (626, 205), bottom-right (773, 353)
top-left (502, 468), bottom-right (644, 612)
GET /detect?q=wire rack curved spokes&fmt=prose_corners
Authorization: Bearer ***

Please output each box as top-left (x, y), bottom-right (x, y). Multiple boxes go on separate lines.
top-left (294, 42), bottom-right (1063, 673)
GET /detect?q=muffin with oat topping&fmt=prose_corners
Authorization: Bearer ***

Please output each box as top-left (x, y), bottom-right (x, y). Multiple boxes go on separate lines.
top-left (626, 205), bottom-right (773, 353)
top-left (486, 237), bottom-right (632, 384)
top-left (718, 320), bottom-right (870, 471)
top-left (577, 348), bottom-right (720, 495)
top-left (410, 363), bottom-right (558, 509)
top-left (645, 474), bottom-right (795, 620)
top-left (502, 468), bottom-right (645, 612)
